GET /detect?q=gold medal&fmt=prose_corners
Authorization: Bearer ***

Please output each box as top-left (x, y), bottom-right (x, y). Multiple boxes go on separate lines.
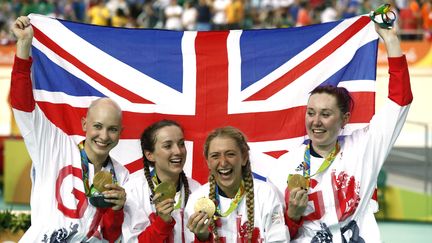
top-left (93, 171), bottom-right (113, 192)
top-left (154, 181), bottom-right (176, 201)
top-left (287, 174), bottom-right (308, 190)
top-left (194, 197), bottom-right (216, 218)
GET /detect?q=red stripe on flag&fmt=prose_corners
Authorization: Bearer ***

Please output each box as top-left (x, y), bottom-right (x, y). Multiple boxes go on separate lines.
top-left (350, 91), bottom-right (375, 121)
top-left (37, 90), bottom-right (374, 181)
top-left (36, 92), bottom-right (374, 140)
top-left (32, 25), bottom-right (153, 104)
top-left (124, 158), bottom-right (144, 174)
top-left (264, 150), bottom-right (289, 159)
top-left (192, 31), bottom-right (230, 182)
top-left (244, 16), bottom-right (371, 101)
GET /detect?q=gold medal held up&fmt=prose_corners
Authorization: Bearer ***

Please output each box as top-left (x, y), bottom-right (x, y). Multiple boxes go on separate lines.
top-left (287, 174), bottom-right (309, 190)
top-left (93, 171), bottom-right (113, 192)
top-left (154, 181), bottom-right (177, 201)
top-left (194, 197), bottom-right (216, 218)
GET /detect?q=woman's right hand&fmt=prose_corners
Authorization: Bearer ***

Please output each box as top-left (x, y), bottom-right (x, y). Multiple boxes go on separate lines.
top-left (187, 211), bottom-right (211, 241)
top-left (287, 187), bottom-right (308, 221)
top-left (11, 16), bottom-right (33, 59)
top-left (12, 16), bottom-right (33, 41)
top-left (153, 192), bottom-right (175, 223)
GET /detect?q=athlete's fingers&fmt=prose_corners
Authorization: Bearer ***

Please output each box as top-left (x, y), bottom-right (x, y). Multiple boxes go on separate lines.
top-left (187, 212), bottom-right (208, 233)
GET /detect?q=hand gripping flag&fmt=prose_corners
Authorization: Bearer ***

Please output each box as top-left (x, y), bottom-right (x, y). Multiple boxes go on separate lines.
top-left (28, 14), bottom-right (378, 184)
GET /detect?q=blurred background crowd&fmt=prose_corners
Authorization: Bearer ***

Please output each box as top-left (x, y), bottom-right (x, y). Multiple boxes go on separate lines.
top-left (0, 0), bottom-right (431, 44)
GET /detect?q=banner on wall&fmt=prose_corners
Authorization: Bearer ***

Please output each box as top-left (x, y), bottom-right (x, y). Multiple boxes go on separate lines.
top-left (377, 41), bottom-right (432, 67)
top-left (4, 138), bottom-right (31, 204)
top-left (0, 45), bottom-right (15, 66)
top-left (376, 186), bottom-right (432, 222)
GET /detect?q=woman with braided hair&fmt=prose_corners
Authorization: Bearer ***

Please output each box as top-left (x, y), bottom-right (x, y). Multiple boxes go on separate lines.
top-left (122, 120), bottom-right (201, 242)
top-left (185, 126), bottom-right (289, 242)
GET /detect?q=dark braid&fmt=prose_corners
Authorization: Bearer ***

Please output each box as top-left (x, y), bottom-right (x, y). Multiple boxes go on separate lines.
top-left (180, 171), bottom-right (190, 205)
top-left (144, 160), bottom-right (155, 195)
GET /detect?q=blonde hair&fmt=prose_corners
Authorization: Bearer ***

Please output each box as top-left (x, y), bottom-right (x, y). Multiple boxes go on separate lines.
top-left (204, 126), bottom-right (255, 242)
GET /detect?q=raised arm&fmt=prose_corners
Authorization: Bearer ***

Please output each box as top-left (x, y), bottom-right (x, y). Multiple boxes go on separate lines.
top-left (375, 23), bottom-right (413, 106)
top-left (10, 16), bottom-right (35, 112)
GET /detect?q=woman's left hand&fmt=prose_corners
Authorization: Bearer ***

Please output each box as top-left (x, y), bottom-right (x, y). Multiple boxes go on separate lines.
top-left (374, 23), bottom-right (402, 57)
top-left (187, 211), bottom-right (211, 240)
top-left (103, 184), bottom-right (127, 211)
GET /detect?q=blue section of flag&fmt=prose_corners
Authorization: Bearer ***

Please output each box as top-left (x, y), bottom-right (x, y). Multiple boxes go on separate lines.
top-left (321, 40), bottom-right (378, 86)
top-left (252, 172), bottom-right (267, 182)
top-left (32, 47), bottom-right (105, 97)
top-left (59, 20), bottom-right (185, 92)
top-left (240, 21), bottom-right (341, 90)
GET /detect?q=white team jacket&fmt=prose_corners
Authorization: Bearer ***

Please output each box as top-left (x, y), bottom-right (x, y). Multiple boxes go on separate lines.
top-left (13, 106), bottom-right (129, 243)
top-left (269, 99), bottom-right (410, 243)
top-left (184, 178), bottom-right (290, 242)
top-left (122, 173), bottom-right (201, 242)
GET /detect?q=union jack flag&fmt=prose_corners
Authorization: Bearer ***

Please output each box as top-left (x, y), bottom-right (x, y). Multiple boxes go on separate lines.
top-left (29, 14), bottom-right (378, 184)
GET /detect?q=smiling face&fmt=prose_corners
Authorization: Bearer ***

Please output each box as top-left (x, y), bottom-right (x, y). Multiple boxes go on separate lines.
top-left (206, 136), bottom-right (247, 198)
top-left (81, 98), bottom-right (122, 165)
top-left (306, 93), bottom-right (349, 156)
top-left (144, 125), bottom-right (187, 183)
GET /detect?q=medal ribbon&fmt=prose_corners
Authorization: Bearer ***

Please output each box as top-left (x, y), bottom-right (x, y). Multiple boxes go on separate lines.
top-left (151, 170), bottom-right (182, 210)
top-left (215, 180), bottom-right (245, 218)
top-left (303, 140), bottom-right (340, 179)
top-left (78, 141), bottom-right (117, 197)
